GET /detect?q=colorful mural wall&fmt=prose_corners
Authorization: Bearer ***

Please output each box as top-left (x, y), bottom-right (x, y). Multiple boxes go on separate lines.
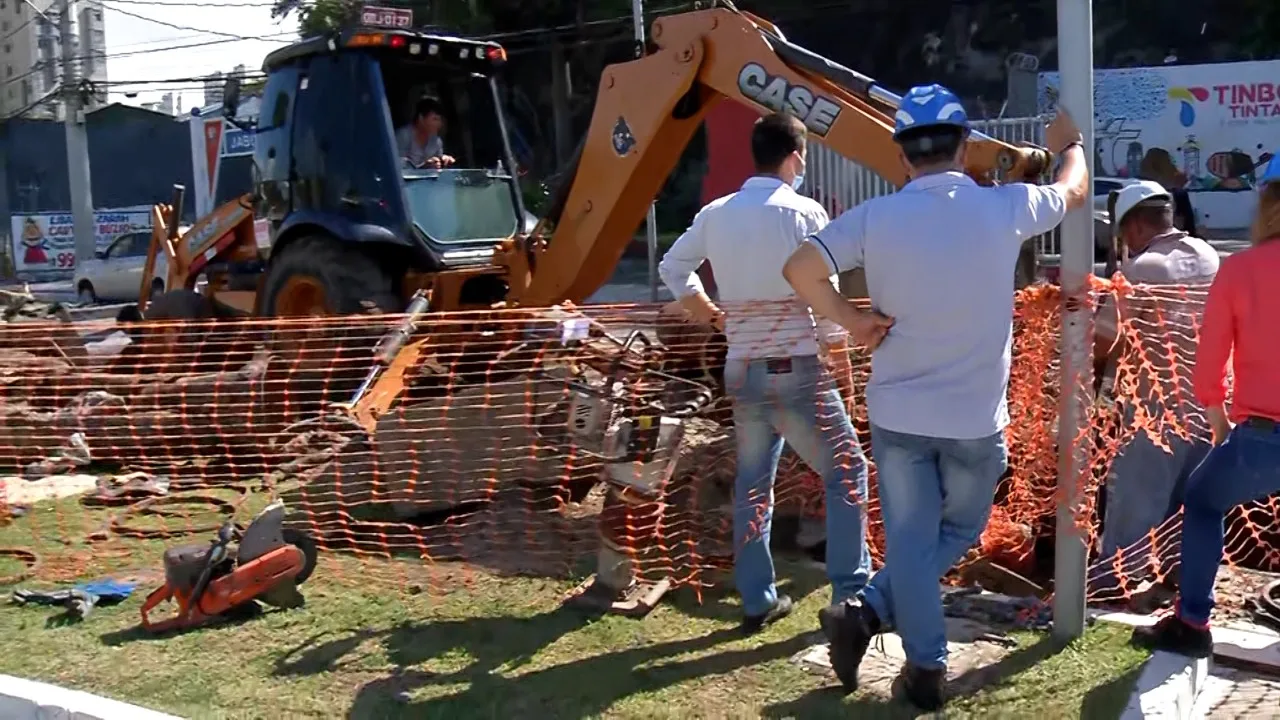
top-left (1040, 60), bottom-right (1280, 230)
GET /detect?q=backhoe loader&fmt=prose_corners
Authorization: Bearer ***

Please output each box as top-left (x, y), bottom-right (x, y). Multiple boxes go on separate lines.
top-left (129, 2), bottom-right (1056, 612)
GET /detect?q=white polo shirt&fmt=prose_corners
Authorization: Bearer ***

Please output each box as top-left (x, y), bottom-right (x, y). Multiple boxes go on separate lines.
top-left (659, 176), bottom-right (845, 359)
top-left (807, 171), bottom-right (1068, 439)
top-left (1098, 229), bottom-right (1219, 423)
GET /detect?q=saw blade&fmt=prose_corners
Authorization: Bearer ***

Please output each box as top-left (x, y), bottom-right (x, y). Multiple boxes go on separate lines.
top-left (256, 581), bottom-right (305, 609)
top-left (282, 530), bottom-right (319, 584)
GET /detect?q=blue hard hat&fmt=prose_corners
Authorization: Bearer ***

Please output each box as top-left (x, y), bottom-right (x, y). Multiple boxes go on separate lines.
top-left (1261, 152), bottom-right (1280, 185)
top-left (893, 84), bottom-right (969, 139)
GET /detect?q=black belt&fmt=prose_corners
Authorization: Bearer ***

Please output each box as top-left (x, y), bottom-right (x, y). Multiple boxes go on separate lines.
top-left (1243, 416), bottom-right (1279, 432)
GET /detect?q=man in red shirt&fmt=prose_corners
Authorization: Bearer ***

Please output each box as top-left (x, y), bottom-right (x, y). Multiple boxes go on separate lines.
top-left (1131, 162), bottom-right (1280, 657)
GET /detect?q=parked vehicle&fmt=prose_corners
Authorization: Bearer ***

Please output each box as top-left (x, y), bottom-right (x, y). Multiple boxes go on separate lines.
top-left (74, 228), bottom-right (184, 303)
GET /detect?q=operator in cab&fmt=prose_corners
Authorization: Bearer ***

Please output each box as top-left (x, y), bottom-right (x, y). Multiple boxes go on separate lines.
top-left (397, 96), bottom-right (456, 169)
top-left (658, 112), bottom-right (876, 637)
top-left (783, 84), bottom-right (1089, 711)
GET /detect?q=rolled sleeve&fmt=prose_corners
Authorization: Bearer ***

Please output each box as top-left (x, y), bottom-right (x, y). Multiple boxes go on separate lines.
top-left (1000, 182), bottom-right (1069, 242)
top-left (658, 208), bottom-right (711, 299)
top-left (806, 203), bottom-right (868, 275)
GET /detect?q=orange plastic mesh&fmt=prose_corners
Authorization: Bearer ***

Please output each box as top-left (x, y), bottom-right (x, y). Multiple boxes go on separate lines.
top-left (0, 283), bottom-right (1275, 612)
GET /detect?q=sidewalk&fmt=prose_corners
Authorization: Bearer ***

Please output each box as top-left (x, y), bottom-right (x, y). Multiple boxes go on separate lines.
top-left (0, 280), bottom-right (78, 304)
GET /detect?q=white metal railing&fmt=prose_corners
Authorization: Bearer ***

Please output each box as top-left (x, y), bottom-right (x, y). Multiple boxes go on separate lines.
top-left (804, 116), bottom-right (1061, 257)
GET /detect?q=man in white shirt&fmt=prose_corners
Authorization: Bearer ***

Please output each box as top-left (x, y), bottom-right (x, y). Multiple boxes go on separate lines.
top-left (658, 112), bottom-right (884, 635)
top-left (1092, 180), bottom-right (1219, 598)
top-left (396, 96), bottom-right (455, 169)
top-left (783, 84), bottom-right (1089, 710)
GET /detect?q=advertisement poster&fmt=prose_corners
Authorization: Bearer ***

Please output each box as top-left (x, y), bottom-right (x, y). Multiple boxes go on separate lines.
top-left (1039, 60), bottom-right (1280, 229)
top-left (10, 206), bottom-right (152, 274)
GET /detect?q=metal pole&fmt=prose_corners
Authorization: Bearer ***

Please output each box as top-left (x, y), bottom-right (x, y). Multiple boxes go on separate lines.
top-left (1053, 0), bottom-right (1094, 642)
top-left (632, 0), bottom-right (660, 302)
top-left (61, 0), bottom-right (96, 271)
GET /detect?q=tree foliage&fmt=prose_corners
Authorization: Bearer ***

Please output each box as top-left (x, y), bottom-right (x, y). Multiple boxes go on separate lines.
top-left (270, 0), bottom-right (641, 39)
top-left (271, 0), bottom-right (371, 37)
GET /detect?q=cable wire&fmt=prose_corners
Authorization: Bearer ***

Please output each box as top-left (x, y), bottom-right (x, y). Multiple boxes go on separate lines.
top-left (90, 0), bottom-right (290, 41)
top-left (4, 32), bottom-right (293, 88)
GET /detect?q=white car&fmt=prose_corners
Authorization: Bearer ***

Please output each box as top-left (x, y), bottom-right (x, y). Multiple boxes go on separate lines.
top-left (73, 228), bottom-right (182, 304)
top-left (1093, 177), bottom-right (1143, 215)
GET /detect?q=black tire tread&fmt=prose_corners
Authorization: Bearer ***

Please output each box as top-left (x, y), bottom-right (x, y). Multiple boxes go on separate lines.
top-left (259, 235), bottom-right (401, 316)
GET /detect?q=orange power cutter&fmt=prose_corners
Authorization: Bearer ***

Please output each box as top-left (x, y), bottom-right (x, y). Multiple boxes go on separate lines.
top-left (140, 501), bottom-right (317, 633)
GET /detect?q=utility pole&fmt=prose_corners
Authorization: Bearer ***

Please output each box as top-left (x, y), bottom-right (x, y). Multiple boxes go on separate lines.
top-left (632, 0), bottom-right (660, 302)
top-left (60, 0), bottom-right (96, 269)
top-left (1052, 0), bottom-right (1094, 642)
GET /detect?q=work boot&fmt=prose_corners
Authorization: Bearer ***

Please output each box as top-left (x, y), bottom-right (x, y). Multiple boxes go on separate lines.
top-left (1129, 613), bottom-right (1213, 658)
top-left (818, 597), bottom-right (880, 694)
top-left (742, 594), bottom-right (793, 636)
top-left (892, 663), bottom-right (946, 711)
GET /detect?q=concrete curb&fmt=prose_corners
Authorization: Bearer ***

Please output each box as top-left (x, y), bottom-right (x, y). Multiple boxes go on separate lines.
top-left (0, 675), bottom-right (183, 720)
top-left (1118, 651), bottom-right (1210, 719)
top-left (1095, 612), bottom-right (1279, 719)
top-left (1093, 613), bottom-right (1205, 720)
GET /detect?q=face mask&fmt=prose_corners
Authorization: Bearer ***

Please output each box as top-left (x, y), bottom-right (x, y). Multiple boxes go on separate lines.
top-left (791, 157), bottom-right (806, 191)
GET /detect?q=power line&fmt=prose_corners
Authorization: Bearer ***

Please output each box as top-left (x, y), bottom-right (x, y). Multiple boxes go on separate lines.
top-left (91, 0), bottom-right (289, 41)
top-left (101, 72), bottom-right (266, 88)
top-left (1, 14), bottom-right (40, 43)
top-left (4, 32), bottom-right (292, 88)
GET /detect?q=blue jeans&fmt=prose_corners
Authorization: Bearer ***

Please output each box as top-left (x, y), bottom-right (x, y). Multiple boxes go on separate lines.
top-left (1177, 420), bottom-right (1280, 626)
top-left (863, 425), bottom-right (1008, 670)
top-left (724, 355), bottom-right (871, 617)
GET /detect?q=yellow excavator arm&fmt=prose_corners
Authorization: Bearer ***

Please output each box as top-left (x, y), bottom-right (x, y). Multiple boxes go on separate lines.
top-left (137, 188), bottom-right (259, 314)
top-left (502, 5), bottom-right (1052, 306)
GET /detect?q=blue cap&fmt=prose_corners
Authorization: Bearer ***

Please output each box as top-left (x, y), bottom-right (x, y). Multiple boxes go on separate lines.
top-left (1261, 153), bottom-right (1280, 185)
top-left (893, 84), bottom-right (969, 139)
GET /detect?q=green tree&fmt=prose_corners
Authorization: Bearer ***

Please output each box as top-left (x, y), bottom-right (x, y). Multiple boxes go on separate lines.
top-left (271, 0), bottom-right (363, 36)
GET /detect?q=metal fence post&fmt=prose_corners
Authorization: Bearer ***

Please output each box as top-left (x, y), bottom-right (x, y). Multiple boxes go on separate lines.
top-left (1052, 0), bottom-right (1095, 642)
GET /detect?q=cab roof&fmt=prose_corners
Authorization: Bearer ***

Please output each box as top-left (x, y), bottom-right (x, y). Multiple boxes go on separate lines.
top-left (262, 27), bottom-right (507, 72)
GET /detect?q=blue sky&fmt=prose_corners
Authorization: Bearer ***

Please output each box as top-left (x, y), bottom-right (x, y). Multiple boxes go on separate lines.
top-left (102, 0), bottom-right (298, 113)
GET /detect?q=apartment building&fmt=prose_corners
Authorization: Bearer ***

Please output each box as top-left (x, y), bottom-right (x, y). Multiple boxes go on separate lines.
top-left (0, 0), bottom-right (107, 119)
top-left (140, 91), bottom-right (176, 115)
top-left (201, 64), bottom-right (245, 111)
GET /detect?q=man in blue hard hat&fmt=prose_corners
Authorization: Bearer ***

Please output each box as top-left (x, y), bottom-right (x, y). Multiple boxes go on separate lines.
top-left (783, 84), bottom-right (1090, 710)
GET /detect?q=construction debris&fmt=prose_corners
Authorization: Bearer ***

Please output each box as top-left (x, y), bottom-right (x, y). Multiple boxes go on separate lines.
top-left (23, 432), bottom-right (92, 480)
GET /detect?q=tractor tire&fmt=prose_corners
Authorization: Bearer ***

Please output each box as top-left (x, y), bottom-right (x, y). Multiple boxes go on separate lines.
top-left (257, 236), bottom-right (403, 417)
top-left (258, 235), bottom-right (401, 317)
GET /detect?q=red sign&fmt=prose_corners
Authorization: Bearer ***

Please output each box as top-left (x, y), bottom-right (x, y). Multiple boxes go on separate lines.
top-left (361, 5), bottom-right (412, 29)
top-left (203, 119), bottom-right (223, 190)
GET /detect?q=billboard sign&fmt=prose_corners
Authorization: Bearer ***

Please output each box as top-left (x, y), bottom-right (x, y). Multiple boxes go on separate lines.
top-left (10, 207), bottom-right (152, 274)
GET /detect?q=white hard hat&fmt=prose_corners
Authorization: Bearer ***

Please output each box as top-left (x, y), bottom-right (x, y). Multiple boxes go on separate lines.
top-left (1113, 180), bottom-right (1172, 225)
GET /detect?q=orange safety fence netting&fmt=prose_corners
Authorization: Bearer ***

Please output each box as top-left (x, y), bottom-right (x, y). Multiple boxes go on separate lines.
top-left (0, 283), bottom-right (1275, 618)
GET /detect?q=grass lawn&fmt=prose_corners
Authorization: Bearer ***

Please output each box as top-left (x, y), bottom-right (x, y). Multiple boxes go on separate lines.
top-left (0, 492), bottom-right (1151, 719)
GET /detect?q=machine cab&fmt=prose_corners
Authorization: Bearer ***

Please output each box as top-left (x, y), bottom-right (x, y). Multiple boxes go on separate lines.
top-left (248, 26), bottom-right (526, 274)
